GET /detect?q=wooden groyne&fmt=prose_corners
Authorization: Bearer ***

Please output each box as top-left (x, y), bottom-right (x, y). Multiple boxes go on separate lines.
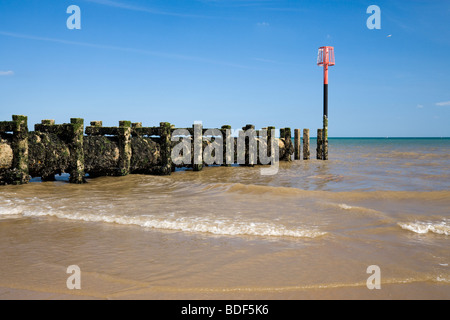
top-left (0, 115), bottom-right (327, 185)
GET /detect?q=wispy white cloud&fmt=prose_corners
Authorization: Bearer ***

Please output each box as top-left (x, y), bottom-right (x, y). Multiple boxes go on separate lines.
top-left (435, 101), bottom-right (450, 106)
top-left (197, 0), bottom-right (274, 7)
top-left (0, 31), bottom-right (250, 69)
top-left (198, 0), bottom-right (307, 12)
top-left (84, 0), bottom-right (212, 18)
top-left (0, 70), bottom-right (14, 76)
top-left (416, 104), bottom-right (424, 109)
top-left (256, 22), bottom-right (270, 27)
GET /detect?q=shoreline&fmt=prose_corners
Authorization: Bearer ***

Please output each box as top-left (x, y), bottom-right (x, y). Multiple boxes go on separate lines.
top-left (1, 282), bottom-right (449, 300)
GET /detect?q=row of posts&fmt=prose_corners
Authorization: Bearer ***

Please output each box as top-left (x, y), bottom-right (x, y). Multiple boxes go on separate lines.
top-left (291, 128), bottom-right (326, 160)
top-left (0, 115), bottom-right (328, 185)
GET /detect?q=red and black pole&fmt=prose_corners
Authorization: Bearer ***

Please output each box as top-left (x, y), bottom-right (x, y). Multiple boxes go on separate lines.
top-left (317, 46), bottom-right (334, 160)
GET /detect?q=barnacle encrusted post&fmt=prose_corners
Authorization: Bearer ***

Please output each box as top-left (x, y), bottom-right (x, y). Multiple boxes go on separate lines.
top-left (11, 115), bottom-right (30, 185)
top-left (68, 118), bottom-right (86, 184)
top-left (192, 122), bottom-right (203, 171)
top-left (221, 125), bottom-right (232, 167)
top-left (316, 128), bottom-right (323, 160)
top-left (159, 122), bottom-right (172, 175)
top-left (294, 129), bottom-right (301, 160)
top-left (303, 129), bottom-right (310, 160)
top-left (323, 115), bottom-right (328, 160)
top-left (118, 120), bottom-right (132, 176)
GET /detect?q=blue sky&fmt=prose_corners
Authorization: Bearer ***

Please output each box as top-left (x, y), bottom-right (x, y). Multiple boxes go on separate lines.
top-left (0, 0), bottom-right (449, 137)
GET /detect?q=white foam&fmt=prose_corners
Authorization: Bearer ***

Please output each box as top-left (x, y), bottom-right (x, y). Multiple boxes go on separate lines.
top-left (338, 204), bottom-right (353, 210)
top-left (398, 221), bottom-right (450, 236)
top-left (8, 209), bottom-right (327, 239)
top-left (436, 276), bottom-right (449, 283)
top-left (0, 206), bottom-right (25, 216)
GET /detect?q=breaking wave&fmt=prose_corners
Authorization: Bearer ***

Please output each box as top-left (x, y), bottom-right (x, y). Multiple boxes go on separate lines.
top-left (0, 207), bottom-right (326, 239)
top-left (398, 220), bottom-right (450, 236)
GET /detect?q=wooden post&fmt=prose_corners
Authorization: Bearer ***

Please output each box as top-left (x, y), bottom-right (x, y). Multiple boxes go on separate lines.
top-left (159, 122), bottom-right (172, 175)
top-left (221, 125), bottom-right (232, 166)
top-left (316, 128), bottom-right (323, 160)
top-left (323, 115), bottom-right (328, 160)
top-left (40, 119), bottom-right (56, 182)
top-left (193, 123), bottom-right (203, 171)
top-left (11, 115), bottom-right (29, 185)
top-left (267, 126), bottom-right (275, 159)
top-left (68, 118), bottom-right (86, 184)
top-left (284, 127), bottom-right (291, 140)
top-left (242, 124), bottom-right (255, 166)
top-left (90, 121), bottom-right (102, 127)
top-left (283, 127), bottom-right (292, 161)
top-left (41, 119), bottom-right (55, 125)
top-left (303, 129), bottom-right (310, 160)
top-left (118, 120), bottom-right (132, 176)
top-left (131, 122), bottom-right (142, 137)
top-left (294, 129), bottom-right (301, 160)
top-left (280, 128), bottom-right (285, 141)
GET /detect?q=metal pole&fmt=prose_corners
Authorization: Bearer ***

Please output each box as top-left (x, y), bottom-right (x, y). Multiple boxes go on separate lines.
top-left (322, 51), bottom-right (329, 160)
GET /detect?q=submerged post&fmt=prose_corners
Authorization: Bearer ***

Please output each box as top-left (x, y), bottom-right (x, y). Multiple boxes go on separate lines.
top-left (294, 129), bottom-right (301, 160)
top-left (280, 128), bottom-right (285, 142)
top-left (267, 126), bottom-right (275, 159)
top-left (316, 128), bottom-right (323, 160)
top-left (68, 118), bottom-right (86, 184)
top-left (283, 127), bottom-right (293, 161)
top-left (118, 120), bottom-right (132, 176)
top-left (244, 124), bottom-right (255, 166)
top-left (159, 122), bottom-right (172, 175)
top-left (11, 115), bottom-right (30, 185)
top-left (303, 129), bottom-right (310, 160)
top-left (192, 122), bottom-right (203, 171)
top-left (40, 119), bottom-right (56, 182)
top-left (221, 125), bottom-right (232, 166)
top-left (323, 116), bottom-right (328, 160)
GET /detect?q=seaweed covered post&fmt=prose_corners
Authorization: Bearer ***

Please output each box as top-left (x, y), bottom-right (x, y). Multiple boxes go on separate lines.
top-left (294, 129), bottom-right (301, 160)
top-left (267, 126), bottom-right (275, 159)
top-left (241, 124), bottom-right (255, 166)
top-left (118, 120), bottom-right (132, 176)
top-left (192, 122), bottom-right (203, 171)
top-left (279, 128), bottom-right (285, 142)
top-left (303, 129), bottom-right (310, 160)
top-left (11, 115), bottom-right (30, 184)
top-left (323, 115), bottom-right (328, 160)
top-left (159, 122), bottom-right (172, 175)
top-left (221, 125), bottom-right (232, 166)
top-left (131, 122), bottom-right (142, 138)
top-left (90, 121), bottom-right (102, 127)
top-left (316, 128), bottom-right (323, 160)
top-left (282, 127), bottom-right (293, 162)
top-left (41, 119), bottom-right (55, 126)
top-left (68, 118), bottom-right (86, 184)
top-left (40, 120), bottom-right (56, 182)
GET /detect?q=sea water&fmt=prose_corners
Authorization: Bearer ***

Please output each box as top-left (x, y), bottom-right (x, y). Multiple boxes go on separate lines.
top-left (0, 138), bottom-right (448, 299)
